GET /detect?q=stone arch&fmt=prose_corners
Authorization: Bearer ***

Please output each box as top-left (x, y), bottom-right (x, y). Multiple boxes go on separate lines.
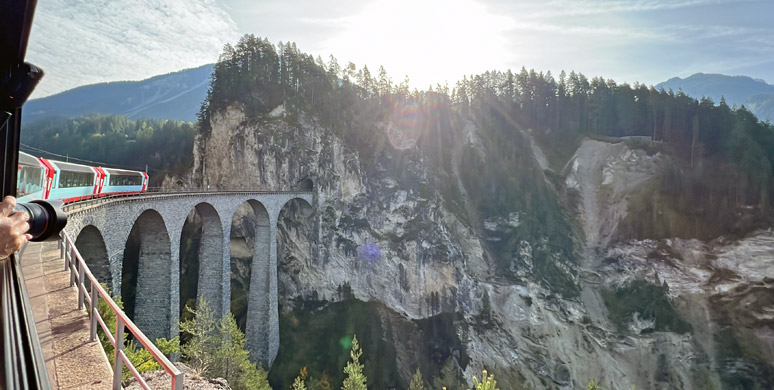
top-left (74, 225), bottom-right (110, 288)
top-left (230, 199), bottom-right (271, 363)
top-left (121, 209), bottom-right (172, 341)
top-left (280, 197), bottom-right (313, 216)
top-left (258, 195), bottom-right (316, 365)
top-left (280, 197), bottom-right (314, 218)
top-left (179, 202), bottom-right (224, 321)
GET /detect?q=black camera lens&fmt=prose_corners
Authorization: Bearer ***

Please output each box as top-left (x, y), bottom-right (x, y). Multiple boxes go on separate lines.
top-left (13, 200), bottom-right (67, 241)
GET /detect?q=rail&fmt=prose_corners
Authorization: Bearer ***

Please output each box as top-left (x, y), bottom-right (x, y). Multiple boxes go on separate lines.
top-left (59, 232), bottom-right (183, 390)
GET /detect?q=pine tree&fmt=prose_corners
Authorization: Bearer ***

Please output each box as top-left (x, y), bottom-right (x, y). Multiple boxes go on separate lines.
top-left (180, 298), bottom-right (217, 373)
top-left (179, 299), bottom-right (271, 390)
top-left (377, 65), bottom-right (392, 96)
top-left (409, 368), bottom-right (425, 390)
top-left (213, 314), bottom-right (248, 382)
top-left (586, 379), bottom-right (602, 390)
top-left (293, 372), bottom-right (308, 390)
top-left (431, 358), bottom-right (466, 390)
top-left (472, 370), bottom-right (499, 390)
top-left (341, 335), bottom-right (367, 390)
top-left (312, 372), bottom-right (332, 390)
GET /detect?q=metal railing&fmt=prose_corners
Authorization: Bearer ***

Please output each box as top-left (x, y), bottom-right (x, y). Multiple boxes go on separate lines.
top-left (59, 232), bottom-right (183, 390)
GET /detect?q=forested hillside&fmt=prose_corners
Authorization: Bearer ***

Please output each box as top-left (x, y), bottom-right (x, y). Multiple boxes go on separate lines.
top-left (200, 35), bottom-right (774, 241)
top-left (21, 115), bottom-right (196, 186)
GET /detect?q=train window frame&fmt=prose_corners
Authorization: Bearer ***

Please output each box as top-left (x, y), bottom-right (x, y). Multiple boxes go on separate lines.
top-left (58, 170), bottom-right (95, 188)
top-left (108, 174), bottom-right (142, 186)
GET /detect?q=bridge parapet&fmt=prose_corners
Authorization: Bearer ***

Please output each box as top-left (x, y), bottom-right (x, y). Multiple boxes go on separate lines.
top-left (64, 190), bottom-right (315, 214)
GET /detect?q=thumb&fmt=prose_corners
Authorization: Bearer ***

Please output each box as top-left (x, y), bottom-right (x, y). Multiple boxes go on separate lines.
top-left (0, 196), bottom-right (16, 217)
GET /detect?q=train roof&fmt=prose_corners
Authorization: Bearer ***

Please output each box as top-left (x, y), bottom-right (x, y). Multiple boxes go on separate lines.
top-left (104, 168), bottom-right (144, 176)
top-left (46, 159), bottom-right (95, 174)
top-left (18, 151), bottom-right (43, 167)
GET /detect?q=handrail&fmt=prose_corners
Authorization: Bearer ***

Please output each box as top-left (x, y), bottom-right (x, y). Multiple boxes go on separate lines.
top-left (59, 232), bottom-right (183, 390)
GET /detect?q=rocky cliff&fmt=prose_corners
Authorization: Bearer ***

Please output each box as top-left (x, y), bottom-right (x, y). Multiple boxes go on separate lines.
top-left (180, 103), bottom-right (774, 389)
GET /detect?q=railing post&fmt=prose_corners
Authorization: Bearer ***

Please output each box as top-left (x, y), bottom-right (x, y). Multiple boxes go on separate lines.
top-left (173, 372), bottom-right (184, 390)
top-left (90, 285), bottom-right (98, 342)
top-left (77, 260), bottom-right (85, 309)
top-left (113, 316), bottom-right (125, 390)
top-left (63, 238), bottom-right (69, 271)
top-left (69, 247), bottom-right (76, 287)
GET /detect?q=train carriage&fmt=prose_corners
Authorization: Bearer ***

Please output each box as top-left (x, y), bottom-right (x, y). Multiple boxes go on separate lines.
top-left (43, 159), bottom-right (99, 203)
top-left (16, 152), bottom-right (50, 202)
top-left (101, 168), bottom-right (148, 196)
top-left (15, 151), bottom-right (149, 203)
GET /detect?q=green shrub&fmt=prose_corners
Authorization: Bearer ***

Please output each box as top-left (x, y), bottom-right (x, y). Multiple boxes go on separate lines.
top-left (179, 298), bottom-right (271, 390)
top-left (601, 280), bottom-right (692, 334)
top-left (95, 283), bottom-right (179, 381)
top-left (472, 370), bottom-right (499, 390)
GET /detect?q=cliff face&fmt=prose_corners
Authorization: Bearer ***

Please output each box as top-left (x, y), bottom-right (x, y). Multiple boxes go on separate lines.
top-left (187, 104), bottom-right (773, 389)
top-left (194, 104), bottom-right (489, 319)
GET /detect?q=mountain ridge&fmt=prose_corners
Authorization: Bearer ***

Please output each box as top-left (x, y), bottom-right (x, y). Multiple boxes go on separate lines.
top-left (656, 72), bottom-right (774, 121)
top-left (23, 64), bottom-right (213, 123)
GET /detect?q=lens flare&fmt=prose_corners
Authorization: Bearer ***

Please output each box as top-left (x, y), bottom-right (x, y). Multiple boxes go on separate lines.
top-left (359, 243), bottom-right (381, 262)
top-left (386, 100), bottom-right (420, 150)
top-left (339, 335), bottom-right (353, 350)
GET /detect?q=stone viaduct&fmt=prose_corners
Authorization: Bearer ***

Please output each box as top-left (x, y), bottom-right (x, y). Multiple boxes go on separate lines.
top-left (62, 191), bottom-right (314, 366)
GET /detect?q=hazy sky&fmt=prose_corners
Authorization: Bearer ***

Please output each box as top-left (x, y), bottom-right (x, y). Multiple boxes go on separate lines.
top-left (26, 0), bottom-right (774, 98)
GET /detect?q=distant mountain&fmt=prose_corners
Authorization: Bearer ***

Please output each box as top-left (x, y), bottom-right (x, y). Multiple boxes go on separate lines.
top-left (656, 73), bottom-right (774, 122)
top-left (23, 64), bottom-right (213, 123)
top-left (744, 94), bottom-right (774, 122)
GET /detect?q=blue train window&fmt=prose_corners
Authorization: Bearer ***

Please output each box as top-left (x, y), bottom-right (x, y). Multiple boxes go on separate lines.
top-left (58, 171), bottom-right (95, 188)
top-left (109, 174), bottom-right (142, 186)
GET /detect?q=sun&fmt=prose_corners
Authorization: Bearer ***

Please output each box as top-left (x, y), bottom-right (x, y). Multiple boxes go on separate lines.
top-left (326, 0), bottom-right (513, 89)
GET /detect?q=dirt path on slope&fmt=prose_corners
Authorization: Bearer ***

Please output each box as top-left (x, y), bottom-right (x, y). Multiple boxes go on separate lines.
top-left (571, 140), bottom-right (619, 328)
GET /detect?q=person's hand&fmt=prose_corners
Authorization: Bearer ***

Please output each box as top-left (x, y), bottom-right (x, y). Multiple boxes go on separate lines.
top-left (0, 196), bottom-right (32, 258)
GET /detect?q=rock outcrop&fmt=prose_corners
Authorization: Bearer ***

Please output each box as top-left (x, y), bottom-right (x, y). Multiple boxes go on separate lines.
top-left (185, 105), bottom-right (774, 389)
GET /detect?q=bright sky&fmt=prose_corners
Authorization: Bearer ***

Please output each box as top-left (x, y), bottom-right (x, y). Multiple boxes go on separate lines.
top-left (26, 0), bottom-right (774, 98)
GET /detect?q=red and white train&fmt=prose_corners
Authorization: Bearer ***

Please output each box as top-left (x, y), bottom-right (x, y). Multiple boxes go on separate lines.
top-left (16, 151), bottom-right (149, 203)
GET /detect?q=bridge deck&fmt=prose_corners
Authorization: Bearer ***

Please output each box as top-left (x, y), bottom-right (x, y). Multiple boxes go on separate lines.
top-left (22, 241), bottom-right (113, 389)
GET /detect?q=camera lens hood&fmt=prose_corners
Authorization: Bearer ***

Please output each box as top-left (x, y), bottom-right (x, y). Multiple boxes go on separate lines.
top-left (14, 199), bottom-right (67, 241)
